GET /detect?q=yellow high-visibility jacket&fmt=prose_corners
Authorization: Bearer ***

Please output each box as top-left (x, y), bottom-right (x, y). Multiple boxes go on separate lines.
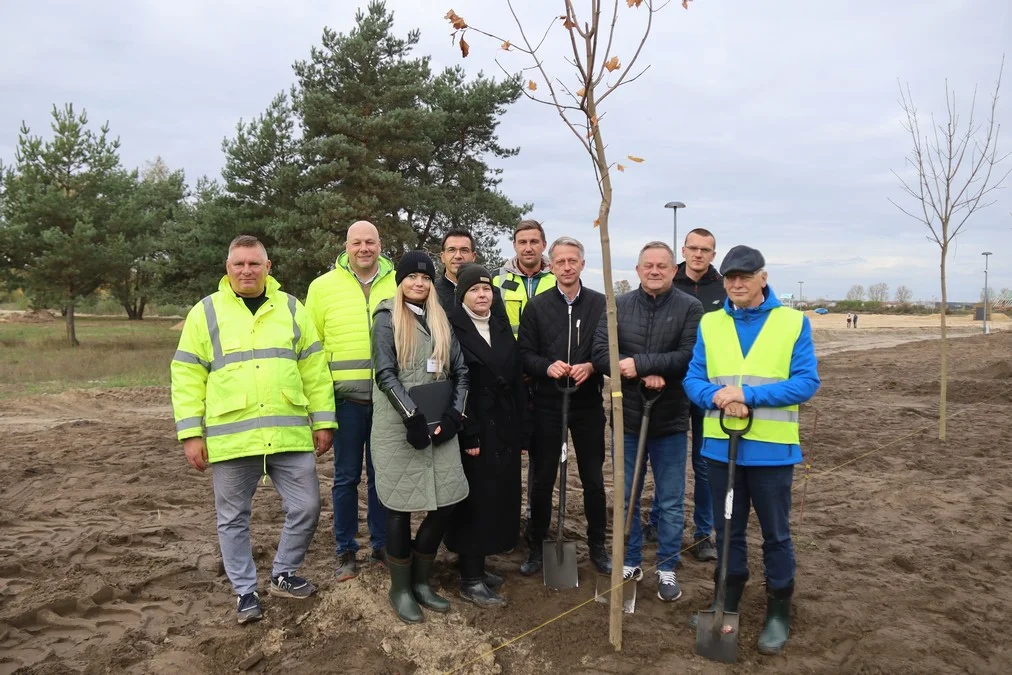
top-left (304, 252), bottom-right (396, 402)
top-left (171, 275), bottom-right (337, 463)
top-left (494, 266), bottom-right (556, 337)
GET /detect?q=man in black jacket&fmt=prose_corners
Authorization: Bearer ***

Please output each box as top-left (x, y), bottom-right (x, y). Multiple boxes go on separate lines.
top-left (645, 227), bottom-right (725, 560)
top-left (592, 241), bottom-right (702, 602)
top-left (517, 236), bottom-right (611, 576)
top-left (435, 229), bottom-right (507, 321)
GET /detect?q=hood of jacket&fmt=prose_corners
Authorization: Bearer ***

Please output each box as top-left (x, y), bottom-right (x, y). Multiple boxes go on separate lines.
top-left (675, 262), bottom-right (721, 286)
top-left (723, 284), bottom-right (781, 319)
top-left (502, 255), bottom-right (552, 277)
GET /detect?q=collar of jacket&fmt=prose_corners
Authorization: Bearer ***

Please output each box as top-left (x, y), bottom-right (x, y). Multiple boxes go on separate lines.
top-left (675, 262), bottom-right (722, 285)
top-left (219, 274), bottom-right (281, 299)
top-left (335, 251), bottom-right (395, 281)
top-left (723, 285), bottom-right (779, 318)
top-left (503, 255), bottom-right (552, 277)
top-left (635, 285), bottom-right (676, 306)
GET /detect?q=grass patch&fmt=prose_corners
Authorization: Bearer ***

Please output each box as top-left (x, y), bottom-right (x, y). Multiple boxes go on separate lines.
top-left (0, 317), bottom-right (180, 398)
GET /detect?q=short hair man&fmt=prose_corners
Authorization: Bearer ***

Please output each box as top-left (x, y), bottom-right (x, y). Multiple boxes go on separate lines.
top-left (592, 241), bottom-right (703, 602)
top-left (435, 228), bottom-right (508, 322)
top-left (494, 220), bottom-right (557, 337)
top-left (517, 236), bottom-right (611, 576)
top-left (305, 221), bottom-right (395, 581)
top-left (171, 235), bottom-right (337, 624)
top-left (683, 245), bottom-right (820, 655)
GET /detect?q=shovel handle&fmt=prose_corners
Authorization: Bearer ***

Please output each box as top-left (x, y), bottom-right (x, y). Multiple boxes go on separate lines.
top-left (713, 408), bottom-right (752, 627)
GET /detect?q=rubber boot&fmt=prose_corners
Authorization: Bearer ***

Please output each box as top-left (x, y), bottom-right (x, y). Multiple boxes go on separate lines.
top-left (388, 555), bottom-right (423, 624)
top-left (688, 572), bottom-right (748, 629)
top-left (411, 551), bottom-right (451, 613)
top-left (757, 581), bottom-right (793, 655)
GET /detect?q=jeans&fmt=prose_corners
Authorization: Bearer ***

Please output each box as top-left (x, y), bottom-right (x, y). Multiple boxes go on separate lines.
top-left (624, 432), bottom-right (687, 571)
top-left (332, 398), bottom-right (386, 555)
top-left (707, 459), bottom-right (796, 590)
top-left (212, 451), bottom-right (321, 596)
top-left (528, 404), bottom-right (607, 546)
top-left (649, 410), bottom-right (711, 539)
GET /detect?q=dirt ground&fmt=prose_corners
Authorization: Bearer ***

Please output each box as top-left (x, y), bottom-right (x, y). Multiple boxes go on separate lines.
top-left (1, 321), bottom-right (1010, 674)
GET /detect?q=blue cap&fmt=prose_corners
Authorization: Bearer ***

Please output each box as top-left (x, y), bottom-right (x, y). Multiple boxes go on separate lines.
top-left (719, 245), bottom-right (766, 275)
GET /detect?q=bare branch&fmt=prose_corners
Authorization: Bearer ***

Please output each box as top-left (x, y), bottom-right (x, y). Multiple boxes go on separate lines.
top-left (597, 0), bottom-right (658, 106)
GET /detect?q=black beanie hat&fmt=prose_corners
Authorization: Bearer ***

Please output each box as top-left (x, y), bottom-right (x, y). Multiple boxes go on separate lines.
top-left (455, 263), bottom-right (494, 304)
top-left (395, 250), bottom-right (436, 285)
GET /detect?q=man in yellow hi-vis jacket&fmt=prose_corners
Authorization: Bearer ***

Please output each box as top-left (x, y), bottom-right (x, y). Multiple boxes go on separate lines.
top-left (171, 235), bottom-right (336, 625)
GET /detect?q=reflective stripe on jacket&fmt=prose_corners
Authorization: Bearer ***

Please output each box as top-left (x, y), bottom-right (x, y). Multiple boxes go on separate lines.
top-left (700, 305), bottom-right (803, 445)
top-left (305, 253), bottom-right (396, 402)
top-left (494, 269), bottom-right (556, 336)
top-left (170, 275), bottom-right (337, 463)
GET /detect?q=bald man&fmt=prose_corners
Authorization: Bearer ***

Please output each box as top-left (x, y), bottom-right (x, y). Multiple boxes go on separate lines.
top-left (306, 221), bottom-right (396, 581)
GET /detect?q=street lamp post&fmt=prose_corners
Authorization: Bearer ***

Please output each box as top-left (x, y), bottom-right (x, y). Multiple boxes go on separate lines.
top-left (798, 281), bottom-right (804, 308)
top-left (982, 251), bottom-right (993, 334)
top-left (664, 201), bottom-right (686, 260)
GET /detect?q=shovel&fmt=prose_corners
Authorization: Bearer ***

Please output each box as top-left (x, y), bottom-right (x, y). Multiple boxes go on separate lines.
top-left (696, 408), bottom-right (753, 664)
top-left (543, 308), bottom-right (580, 590)
top-left (595, 381), bottom-right (664, 613)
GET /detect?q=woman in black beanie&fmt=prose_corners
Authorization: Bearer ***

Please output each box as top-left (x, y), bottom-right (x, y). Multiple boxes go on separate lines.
top-left (371, 250), bottom-right (470, 623)
top-left (445, 264), bottom-right (527, 606)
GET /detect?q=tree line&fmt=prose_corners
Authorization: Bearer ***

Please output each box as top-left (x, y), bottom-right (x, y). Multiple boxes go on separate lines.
top-left (0, 2), bottom-right (527, 345)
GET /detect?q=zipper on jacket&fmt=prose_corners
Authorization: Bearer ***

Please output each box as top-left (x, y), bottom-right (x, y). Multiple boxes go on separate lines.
top-left (390, 388), bottom-right (413, 418)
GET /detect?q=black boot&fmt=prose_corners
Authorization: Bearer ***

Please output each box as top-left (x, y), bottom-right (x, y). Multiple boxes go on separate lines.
top-left (588, 542), bottom-right (612, 574)
top-left (520, 529), bottom-right (543, 576)
top-left (411, 551), bottom-right (451, 613)
top-left (484, 570), bottom-right (504, 590)
top-left (688, 572), bottom-right (748, 629)
top-left (388, 555), bottom-right (423, 624)
top-left (757, 581), bottom-right (793, 655)
top-left (460, 578), bottom-right (506, 607)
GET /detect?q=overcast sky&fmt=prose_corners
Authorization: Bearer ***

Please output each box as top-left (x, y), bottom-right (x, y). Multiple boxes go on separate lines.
top-left (2, 0), bottom-right (1010, 302)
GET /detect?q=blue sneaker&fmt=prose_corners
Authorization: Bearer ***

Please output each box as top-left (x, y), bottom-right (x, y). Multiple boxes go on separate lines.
top-left (269, 573), bottom-right (316, 599)
top-left (236, 591), bottom-right (263, 624)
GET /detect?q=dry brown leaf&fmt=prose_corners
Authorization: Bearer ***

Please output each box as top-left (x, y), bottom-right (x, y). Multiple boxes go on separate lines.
top-left (501, 40), bottom-right (511, 51)
top-left (576, 87), bottom-right (586, 97)
top-left (590, 114), bottom-right (599, 127)
top-left (561, 15), bottom-right (577, 30)
top-left (627, 155), bottom-right (645, 163)
top-left (527, 80), bottom-right (538, 91)
top-left (617, 164), bottom-right (626, 172)
top-left (604, 56), bottom-right (621, 72)
top-left (445, 9), bottom-right (467, 30)
top-left (593, 219), bottom-right (600, 228)
top-left (682, 0), bottom-right (692, 8)
top-left (627, 0), bottom-right (644, 7)
top-left (459, 37), bottom-right (470, 58)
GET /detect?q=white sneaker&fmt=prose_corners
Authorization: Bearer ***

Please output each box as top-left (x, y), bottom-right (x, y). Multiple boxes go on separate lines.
top-left (622, 565), bottom-right (643, 582)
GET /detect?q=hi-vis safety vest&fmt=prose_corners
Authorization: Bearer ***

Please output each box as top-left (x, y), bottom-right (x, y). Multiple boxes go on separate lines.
top-left (494, 268), bottom-right (556, 336)
top-left (700, 306), bottom-right (803, 444)
top-left (171, 275), bottom-right (337, 464)
top-left (305, 253), bottom-right (396, 402)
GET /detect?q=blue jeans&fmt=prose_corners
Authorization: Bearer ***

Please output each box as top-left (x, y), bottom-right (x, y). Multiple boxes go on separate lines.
top-left (650, 411), bottom-right (711, 539)
top-left (332, 398), bottom-right (385, 554)
top-left (624, 432), bottom-right (687, 571)
top-left (707, 459), bottom-right (795, 590)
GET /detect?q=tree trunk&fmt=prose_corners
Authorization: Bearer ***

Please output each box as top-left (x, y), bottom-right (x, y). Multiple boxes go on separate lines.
top-left (66, 302), bottom-right (80, 347)
top-left (938, 244), bottom-right (948, 441)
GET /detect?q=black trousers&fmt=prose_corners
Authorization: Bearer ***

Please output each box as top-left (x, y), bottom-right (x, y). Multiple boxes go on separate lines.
top-left (387, 505), bottom-right (455, 559)
top-left (528, 403), bottom-right (607, 546)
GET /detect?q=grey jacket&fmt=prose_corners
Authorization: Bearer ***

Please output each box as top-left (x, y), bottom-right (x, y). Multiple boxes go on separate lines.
top-left (370, 298), bottom-right (470, 512)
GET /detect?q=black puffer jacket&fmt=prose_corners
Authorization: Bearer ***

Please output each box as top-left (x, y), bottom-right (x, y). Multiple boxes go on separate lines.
top-left (673, 262), bottom-right (726, 314)
top-left (592, 286), bottom-right (702, 437)
top-left (517, 283), bottom-right (606, 410)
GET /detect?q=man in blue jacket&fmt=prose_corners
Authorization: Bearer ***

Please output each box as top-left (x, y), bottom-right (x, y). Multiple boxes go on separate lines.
top-left (683, 245), bottom-right (819, 656)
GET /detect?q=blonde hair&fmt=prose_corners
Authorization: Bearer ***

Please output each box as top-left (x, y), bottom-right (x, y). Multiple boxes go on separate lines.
top-left (391, 281), bottom-right (452, 376)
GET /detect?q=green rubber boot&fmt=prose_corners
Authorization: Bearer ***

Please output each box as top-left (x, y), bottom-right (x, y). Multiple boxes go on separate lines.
top-left (757, 582), bottom-right (793, 655)
top-left (411, 551), bottom-right (451, 613)
top-left (388, 555), bottom-right (423, 624)
top-left (688, 573), bottom-right (747, 629)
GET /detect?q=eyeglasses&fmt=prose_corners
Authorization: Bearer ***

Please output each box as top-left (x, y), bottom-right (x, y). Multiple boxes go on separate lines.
top-left (684, 246), bottom-right (714, 255)
top-left (443, 247), bottom-right (473, 255)
top-left (724, 272), bottom-right (758, 282)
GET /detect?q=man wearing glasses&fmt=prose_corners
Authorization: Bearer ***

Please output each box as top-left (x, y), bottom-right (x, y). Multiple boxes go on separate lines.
top-left (435, 229), bottom-right (507, 321)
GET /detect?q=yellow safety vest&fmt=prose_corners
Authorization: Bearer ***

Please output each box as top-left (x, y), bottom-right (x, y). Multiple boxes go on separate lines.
top-left (494, 268), bottom-right (556, 336)
top-left (700, 306), bottom-right (803, 444)
top-left (171, 275), bottom-right (337, 463)
top-left (305, 253), bottom-right (396, 402)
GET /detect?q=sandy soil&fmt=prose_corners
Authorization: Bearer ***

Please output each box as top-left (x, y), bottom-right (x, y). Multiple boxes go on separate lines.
top-left (1, 323), bottom-right (1010, 674)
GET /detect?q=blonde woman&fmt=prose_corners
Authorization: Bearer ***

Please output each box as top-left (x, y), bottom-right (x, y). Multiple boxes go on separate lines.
top-left (370, 251), bottom-right (470, 624)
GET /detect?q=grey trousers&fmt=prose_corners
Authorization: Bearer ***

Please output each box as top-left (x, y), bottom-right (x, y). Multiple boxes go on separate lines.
top-left (211, 451), bottom-right (321, 596)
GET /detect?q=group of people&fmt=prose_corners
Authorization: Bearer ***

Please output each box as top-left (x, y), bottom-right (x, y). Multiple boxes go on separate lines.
top-left (846, 312), bottom-right (860, 328)
top-left (170, 217), bottom-right (819, 657)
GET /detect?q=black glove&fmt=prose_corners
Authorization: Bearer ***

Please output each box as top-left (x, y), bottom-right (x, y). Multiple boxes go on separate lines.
top-left (404, 413), bottom-right (431, 450)
top-left (432, 409), bottom-right (462, 446)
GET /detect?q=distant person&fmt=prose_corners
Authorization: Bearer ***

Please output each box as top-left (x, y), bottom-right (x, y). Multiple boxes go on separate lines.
top-left (370, 251), bottom-right (470, 624)
top-left (305, 221), bottom-right (393, 583)
top-left (846, 312), bottom-right (852, 328)
top-left (434, 229), bottom-right (507, 323)
top-left (852, 312), bottom-right (859, 328)
top-left (445, 264), bottom-right (528, 607)
top-left (171, 235), bottom-right (337, 624)
top-left (593, 241), bottom-right (702, 602)
top-left (683, 245), bottom-right (820, 655)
